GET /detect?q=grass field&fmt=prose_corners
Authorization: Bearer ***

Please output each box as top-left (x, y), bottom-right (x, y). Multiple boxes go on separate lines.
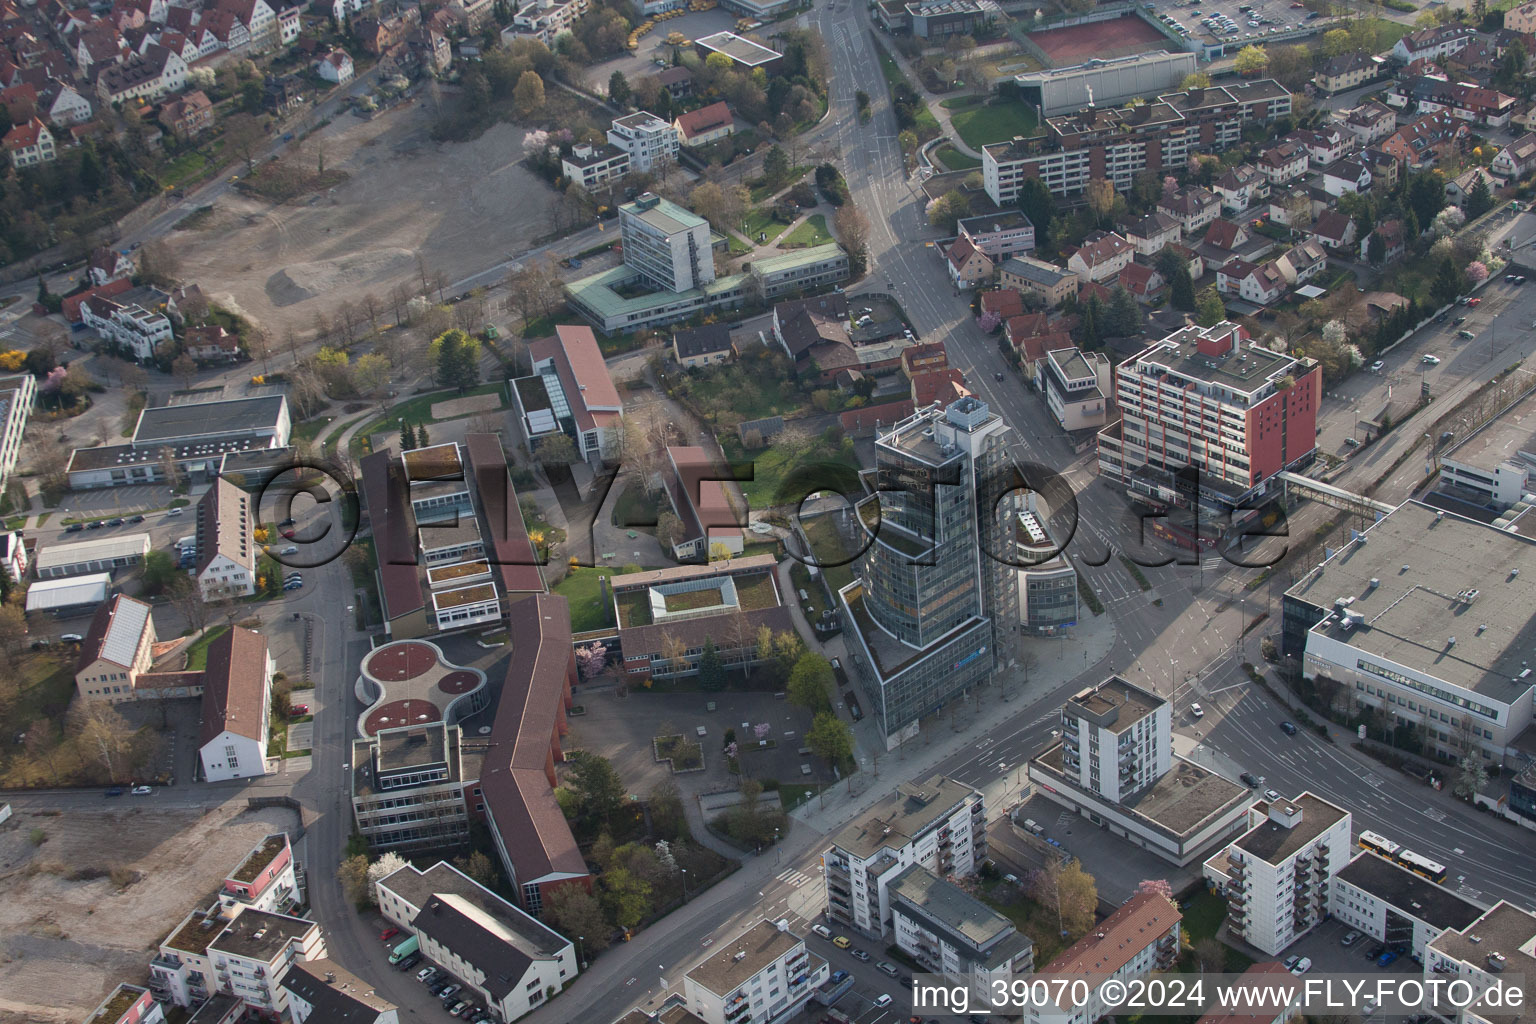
top-left (743, 207), bottom-right (789, 245)
top-left (184, 625), bottom-right (231, 671)
top-left (939, 94), bottom-right (985, 110)
top-left (950, 102), bottom-right (1038, 150)
top-left (933, 144), bottom-right (980, 171)
top-left (551, 565), bottom-right (647, 632)
top-left (349, 382), bottom-right (505, 454)
top-left (876, 42), bottom-right (940, 137)
top-left (725, 435), bottom-right (858, 511)
top-left (780, 214), bottom-right (831, 248)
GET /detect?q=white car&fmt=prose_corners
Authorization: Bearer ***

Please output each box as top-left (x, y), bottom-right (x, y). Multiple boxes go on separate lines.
top-left (1290, 956), bottom-right (1312, 975)
top-left (1422, 354), bottom-right (1441, 365)
top-left (1265, 788), bottom-right (1281, 802)
top-left (1190, 703), bottom-right (1204, 719)
top-left (131, 785), bottom-right (152, 795)
top-left (1370, 360), bottom-right (1384, 372)
top-left (280, 545), bottom-right (299, 555)
top-left (874, 995), bottom-right (893, 1008)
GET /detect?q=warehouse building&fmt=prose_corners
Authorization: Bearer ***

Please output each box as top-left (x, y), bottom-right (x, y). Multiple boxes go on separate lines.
top-left (35, 533), bottom-right (151, 578)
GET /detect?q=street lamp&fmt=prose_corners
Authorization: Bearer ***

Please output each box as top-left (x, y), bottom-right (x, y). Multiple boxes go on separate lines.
top-left (680, 868), bottom-right (689, 903)
top-left (577, 935), bottom-right (586, 971)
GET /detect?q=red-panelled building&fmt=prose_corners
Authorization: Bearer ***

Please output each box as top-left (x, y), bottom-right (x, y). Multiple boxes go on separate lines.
top-left (1097, 321), bottom-right (1320, 513)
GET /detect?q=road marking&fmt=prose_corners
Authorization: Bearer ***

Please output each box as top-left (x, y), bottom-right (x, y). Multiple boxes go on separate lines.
top-left (776, 868), bottom-right (815, 888)
top-left (1361, 773), bottom-right (1383, 789)
top-left (1422, 807), bottom-right (1446, 823)
top-left (625, 977), bottom-right (637, 986)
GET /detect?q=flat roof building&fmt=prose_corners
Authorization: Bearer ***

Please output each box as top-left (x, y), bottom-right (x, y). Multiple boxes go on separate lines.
top-left (1283, 500), bottom-right (1536, 764)
top-left (683, 920), bottom-right (827, 1024)
top-left (1438, 385), bottom-right (1536, 509)
top-left (66, 395), bottom-right (291, 490)
top-left (693, 31), bottom-right (782, 69)
top-left (889, 864), bottom-right (1033, 992)
top-left (25, 572), bottom-right (111, 614)
top-left (1332, 850), bottom-right (1485, 959)
top-left (35, 533), bottom-right (151, 579)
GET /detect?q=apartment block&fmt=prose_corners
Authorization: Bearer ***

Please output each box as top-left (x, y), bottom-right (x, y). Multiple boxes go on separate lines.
top-left (1211, 793), bottom-right (1352, 956)
top-left (217, 833), bottom-right (300, 916)
top-left (823, 775), bottom-right (986, 937)
top-left (1026, 890), bottom-right (1181, 1024)
top-left (350, 722), bottom-right (482, 852)
top-left (1331, 850), bottom-right (1483, 960)
top-left (983, 80), bottom-right (1290, 204)
top-left (207, 910), bottom-right (326, 1016)
top-left (620, 192), bottom-right (715, 293)
top-left (1039, 347), bottom-right (1111, 432)
top-left (608, 111), bottom-right (679, 173)
top-left (281, 959), bottom-right (398, 1024)
top-left (561, 142), bottom-right (630, 190)
top-left (1059, 677), bottom-right (1171, 802)
top-left (1097, 321), bottom-right (1321, 514)
top-left (683, 920), bottom-right (828, 1024)
top-left (956, 211), bottom-right (1035, 260)
top-left (889, 864), bottom-right (1034, 992)
top-left (85, 985), bottom-right (165, 1024)
top-left (0, 371), bottom-right (35, 498)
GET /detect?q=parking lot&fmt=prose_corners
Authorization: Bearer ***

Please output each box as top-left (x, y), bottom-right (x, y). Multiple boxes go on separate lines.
top-left (800, 925), bottom-right (1006, 1024)
top-left (1148, 0), bottom-right (1319, 51)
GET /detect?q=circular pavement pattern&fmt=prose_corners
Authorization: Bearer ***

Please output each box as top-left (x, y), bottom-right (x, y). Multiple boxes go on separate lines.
top-left (438, 670), bottom-right (480, 695)
top-left (365, 641), bottom-right (438, 682)
top-left (364, 698), bottom-right (442, 735)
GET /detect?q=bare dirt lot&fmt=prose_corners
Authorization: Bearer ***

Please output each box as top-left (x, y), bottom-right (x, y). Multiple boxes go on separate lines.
top-left (0, 801), bottom-right (300, 1024)
top-left (164, 99), bottom-right (554, 337)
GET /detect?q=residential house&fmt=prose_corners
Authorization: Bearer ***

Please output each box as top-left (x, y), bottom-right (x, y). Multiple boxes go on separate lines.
top-left (1067, 231), bottom-right (1133, 283)
top-left (978, 288), bottom-right (1024, 320)
top-left (673, 323), bottom-right (734, 368)
top-left (1039, 346), bottom-right (1112, 431)
top-left (0, 528), bottom-right (26, 584)
top-left (1214, 163), bottom-right (1265, 214)
top-left (901, 341), bottom-right (948, 378)
top-left (84, 985), bottom-right (166, 1024)
top-left (910, 367), bottom-right (970, 408)
top-left (607, 110), bottom-right (679, 173)
top-left (946, 236), bottom-right (994, 289)
top-left (1005, 313), bottom-right (1073, 377)
top-left (1379, 111), bottom-right (1469, 168)
top-left (217, 0), bottom-right (278, 50)
top-left (1024, 891), bottom-right (1181, 1024)
top-left (559, 142), bottom-right (629, 190)
top-left (0, 83), bottom-right (35, 123)
top-left (956, 211), bottom-right (1035, 259)
top-left (166, 283), bottom-right (209, 324)
top-left (1493, 131), bottom-right (1536, 179)
top-left (1343, 101), bottom-right (1396, 146)
top-left (1445, 165), bottom-right (1498, 205)
top-left (1313, 51), bottom-right (1381, 93)
top-left (1321, 158), bottom-right (1371, 196)
top-left (1360, 148), bottom-right (1398, 191)
top-left (684, 919), bottom-right (827, 1024)
top-left (1197, 218), bottom-right (1265, 268)
top-left (281, 959), bottom-right (398, 1024)
top-left (353, 7), bottom-right (420, 54)
top-left (653, 64), bottom-right (693, 99)
top-left (1276, 241), bottom-right (1327, 285)
top-left (999, 256), bottom-right (1078, 307)
top-left (1257, 142), bottom-right (1308, 185)
top-left (1119, 211), bottom-right (1181, 256)
top-left (96, 43), bottom-right (185, 103)
top-left (196, 627), bottom-right (274, 782)
top-left (1158, 186), bottom-right (1220, 236)
top-left (75, 28), bottom-right (124, 72)
top-left (81, 290), bottom-right (174, 361)
top-left (1359, 219), bottom-right (1405, 264)
top-left (2, 115), bottom-right (52, 167)
top-left (1392, 22), bottom-right (1472, 63)
top-left (277, 4), bottom-right (300, 44)
top-left (40, 78), bottom-right (91, 124)
top-left (1391, 75), bottom-right (1517, 127)
top-left (194, 477), bottom-right (256, 601)
top-left (317, 48), bottom-right (353, 83)
top-left (73, 594), bottom-right (157, 702)
top-left (159, 88), bottom-right (212, 136)
top-left (1217, 258), bottom-right (1287, 306)
top-left (1287, 125), bottom-right (1352, 167)
top-left (1310, 209), bottom-right (1357, 253)
top-left (184, 324), bottom-right (239, 361)
top-left (505, 0), bottom-right (591, 45)
top-left (87, 245), bottom-right (133, 286)
top-left (1118, 261), bottom-right (1165, 304)
top-left (1508, 0), bottom-right (1536, 32)
top-left (673, 100), bottom-right (733, 147)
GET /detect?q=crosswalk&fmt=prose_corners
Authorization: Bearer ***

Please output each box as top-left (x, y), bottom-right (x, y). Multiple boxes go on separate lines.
top-left (775, 867), bottom-right (816, 889)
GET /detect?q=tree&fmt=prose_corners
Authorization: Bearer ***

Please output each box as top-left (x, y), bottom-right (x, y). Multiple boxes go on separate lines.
top-left (806, 711), bottom-right (854, 771)
top-left (0, 604), bottom-right (25, 667)
top-left (535, 432), bottom-right (579, 468)
top-left (1171, 260), bottom-right (1196, 311)
top-left (172, 353), bottom-right (197, 388)
top-left (430, 329), bottom-right (481, 392)
top-left (566, 750), bottom-right (625, 823)
top-left (1233, 44), bottom-right (1269, 77)
top-left (353, 353), bottom-right (392, 402)
top-left (223, 113), bottom-right (265, 172)
top-left (366, 851), bottom-right (408, 903)
top-left (601, 867), bottom-right (652, 931)
top-left (762, 144), bottom-right (792, 188)
top-left (1196, 286), bottom-right (1226, 327)
top-left (513, 71), bottom-right (546, 117)
top-left (1407, 171), bottom-right (1447, 231)
top-left (1367, 230), bottom-right (1386, 266)
top-left (928, 189), bottom-right (970, 233)
top-left (1085, 177), bottom-right (1115, 226)
top-left (1030, 858), bottom-right (1098, 939)
top-left (1466, 260), bottom-right (1489, 284)
top-left (832, 205), bottom-right (870, 274)
top-left (452, 849), bottom-right (499, 890)
top-left (70, 701), bottom-right (137, 783)
top-left (1465, 173), bottom-right (1493, 220)
top-left (787, 652), bottom-right (835, 714)
top-left (1322, 28), bottom-right (1352, 57)
top-left (544, 886), bottom-right (610, 952)
top-left (648, 778), bottom-right (686, 841)
top-left (337, 854), bottom-right (372, 906)
top-left (1194, 936), bottom-right (1227, 973)
top-left (138, 239), bottom-right (180, 286)
top-left (608, 70), bottom-right (631, 107)
top-left (1015, 177), bottom-right (1054, 249)
top-left (1454, 756), bottom-right (1488, 799)
top-left (1180, 71), bottom-right (1212, 89)
top-left (1106, 285), bottom-right (1141, 337)
top-left (689, 181), bottom-right (747, 233)
top-left (139, 549), bottom-right (178, 594)
top-left (398, 420), bottom-right (415, 452)
top-left (1432, 256), bottom-right (1465, 306)
top-left (697, 638), bottom-right (726, 692)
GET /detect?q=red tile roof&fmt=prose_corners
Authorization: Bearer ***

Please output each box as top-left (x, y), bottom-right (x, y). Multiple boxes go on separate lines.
top-left (666, 445), bottom-right (742, 546)
top-left (61, 277), bottom-right (131, 322)
top-left (198, 627), bottom-right (269, 745)
top-left (463, 432), bottom-right (544, 594)
top-left (360, 450), bottom-right (426, 621)
top-left (2, 115), bottom-right (45, 149)
top-left (1037, 890), bottom-right (1181, 998)
top-left (528, 325), bottom-right (621, 436)
top-left (840, 398), bottom-right (914, 434)
top-left (674, 100), bottom-right (732, 140)
top-left (979, 289), bottom-right (1024, 317)
top-left (910, 368), bottom-right (969, 408)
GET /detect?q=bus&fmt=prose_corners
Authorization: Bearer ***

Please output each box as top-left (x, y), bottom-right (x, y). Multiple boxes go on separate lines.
top-left (1358, 830), bottom-right (1402, 859)
top-left (1396, 849), bottom-right (1448, 884)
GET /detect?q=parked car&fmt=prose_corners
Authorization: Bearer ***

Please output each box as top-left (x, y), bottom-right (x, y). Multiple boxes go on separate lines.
top-left (1378, 950), bottom-right (1399, 967)
top-left (416, 967), bottom-right (436, 982)
top-left (448, 1001), bottom-right (468, 1016)
top-left (65, 522), bottom-right (84, 532)
top-left (833, 935), bottom-right (851, 949)
top-left (439, 985), bottom-right (461, 1002)
top-left (61, 634), bottom-right (83, 643)
top-left (851, 949), bottom-right (871, 962)
top-left (1291, 956), bottom-right (1313, 975)
top-left (875, 995), bottom-right (893, 1008)
top-left (166, 507), bottom-right (183, 516)
top-left (1370, 360), bottom-right (1384, 372)
top-left (1342, 930), bottom-right (1362, 946)
top-left (131, 785), bottom-right (152, 795)
top-left (104, 787), bottom-right (124, 797)
top-left (812, 924), bottom-right (832, 939)
top-left (381, 927), bottom-right (401, 943)
top-left (1240, 771), bottom-right (1261, 788)
top-left (1457, 330), bottom-right (1475, 339)
top-left (877, 961), bottom-right (900, 977)
top-left (86, 520), bottom-right (103, 529)
top-left (830, 970), bottom-right (848, 984)
top-left (107, 518), bottom-right (123, 526)
top-left (1280, 721), bottom-right (1298, 735)
top-left (1421, 354), bottom-right (1441, 365)
top-left (279, 517), bottom-right (296, 527)
top-left (292, 704), bottom-right (310, 715)
top-left (127, 514), bottom-right (144, 523)
top-left (1366, 943), bottom-right (1387, 960)
top-left (1265, 788), bottom-right (1282, 802)
top-left (396, 953), bottom-right (420, 971)
top-left (1454, 316), bottom-right (1467, 324)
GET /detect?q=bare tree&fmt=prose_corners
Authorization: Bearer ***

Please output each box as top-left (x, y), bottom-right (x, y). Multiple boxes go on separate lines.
top-left (362, 293), bottom-right (380, 334)
top-left (247, 326), bottom-right (272, 375)
top-left (223, 113), bottom-right (266, 173)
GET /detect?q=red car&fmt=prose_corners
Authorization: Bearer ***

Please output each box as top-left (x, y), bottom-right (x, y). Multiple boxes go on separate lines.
top-left (380, 927), bottom-right (400, 943)
top-left (1467, 298), bottom-right (1482, 307)
top-left (292, 704), bottom-right (310, 715)
top-left (281, 528), bottom-right (297, 540)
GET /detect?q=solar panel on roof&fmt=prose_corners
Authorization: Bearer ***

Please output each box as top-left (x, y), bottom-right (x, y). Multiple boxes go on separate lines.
top-left (526, 409), bottom-right (558, 434)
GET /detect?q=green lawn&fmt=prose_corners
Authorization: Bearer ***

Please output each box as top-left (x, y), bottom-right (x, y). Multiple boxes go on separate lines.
top-left (550, 565), bottom-right (648, 632)
top-left (780, 214), bottom-right (831, 248)
top-left (933, 144), bottom-right (980, 171)
top-left (875, 43), bottom-right (940, 136)
top-left (729, 436), bottom-right (856, 509)
top-left (290, 416), bottom-right (336, 444)
top-left (725, 232), bottom-right (753, 255)
top-left (800, 513), bottom-right (859, 597)
top-left (349, 383), bottom-right (505, 453)
top-left (743, 208), bottom-right (788, 245)
top-left (950, 102), bottom-right (1038, 150)
top-left (1179, 889), bottom-right (1255, 972)
top-left (748, 167), bottom-right (809, 204)
top-left (939, 94), bottom-right (984, 109)
top-left (184, 625), bottom-right (231, 671)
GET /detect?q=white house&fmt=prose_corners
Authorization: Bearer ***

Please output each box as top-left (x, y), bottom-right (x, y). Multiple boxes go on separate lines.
top-left (1257, 142), bottom-right (1309, 185)
top-left (1322, 159), bottom-right (1372, 197)
top-left (1067, 231), bottom-right (1134, 283)
top-left (282, 959), bottom-right (398, 1024)
top-left (1217, 259), bottom-right (1288, 306)
top-left (1214, 164), bottom-right (1266, 214)
top-left (42, 80), bottom-right (92, 125)
top-left (685, 919), bottom-right (828, 1024)
top-left (2, 117), bottom-right (55, 168)
top-left (317, 49), bottom-right (354, 83)
top-left (1492, 132), bottom-right (1536, 180)
top-left (80, 292), bottom-right (174, 361)
top-left (195, 477), bottom-right (256, 600)
top-left (196, 627), bottom-right (273, 783)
